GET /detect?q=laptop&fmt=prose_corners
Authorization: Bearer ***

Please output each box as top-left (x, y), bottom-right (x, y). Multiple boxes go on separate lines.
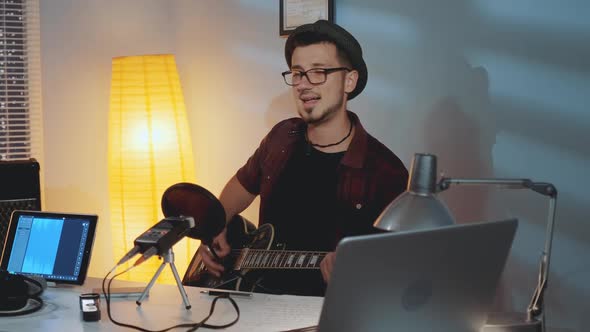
top-left (1, 210), bottom-right (98, 285)
top-left (317, 219), bottom-right (518, 332)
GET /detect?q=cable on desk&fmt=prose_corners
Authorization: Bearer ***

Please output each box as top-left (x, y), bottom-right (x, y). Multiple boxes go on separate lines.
top-left (101, 263), bottom-right (240, 331)
top-left (186, 293), bottom-right (239, 331)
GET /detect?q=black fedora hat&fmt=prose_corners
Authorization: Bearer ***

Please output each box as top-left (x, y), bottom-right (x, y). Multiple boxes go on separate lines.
top-left (284, 20), bottom-right (367, 100)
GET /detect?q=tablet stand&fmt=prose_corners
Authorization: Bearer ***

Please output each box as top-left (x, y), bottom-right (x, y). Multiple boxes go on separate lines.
top-left (136, 248), bottom-right (191, 309)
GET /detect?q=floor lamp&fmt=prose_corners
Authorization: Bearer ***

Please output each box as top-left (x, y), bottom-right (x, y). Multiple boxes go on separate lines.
top-left (108, 54), bottom-right (196, 283)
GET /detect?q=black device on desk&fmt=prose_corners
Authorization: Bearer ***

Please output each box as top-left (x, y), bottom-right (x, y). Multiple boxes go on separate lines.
top-left (0, 269), bottom-right (45, 316)
top-left (79, 293), bottom-right (101, 321)
top-left (0, 159), bottom-right (41, 252)
top-left (0, 210), bottom-right (98, 285)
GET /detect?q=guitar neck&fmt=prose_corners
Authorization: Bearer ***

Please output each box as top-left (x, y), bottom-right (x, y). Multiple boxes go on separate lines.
top-left (235, 249), bottom-right (328, 270)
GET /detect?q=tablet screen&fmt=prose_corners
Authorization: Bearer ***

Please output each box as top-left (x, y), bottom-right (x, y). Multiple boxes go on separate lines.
top-left (0, 210), bottom-right (98, 285)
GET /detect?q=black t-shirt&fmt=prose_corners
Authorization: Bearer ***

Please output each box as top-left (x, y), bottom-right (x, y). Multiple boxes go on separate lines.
top-left (260, 141), bottom-right (346, 296)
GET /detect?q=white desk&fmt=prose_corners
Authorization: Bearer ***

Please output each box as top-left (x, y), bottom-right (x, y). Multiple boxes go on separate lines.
top-left (0, 277), bottom-right (323, 331)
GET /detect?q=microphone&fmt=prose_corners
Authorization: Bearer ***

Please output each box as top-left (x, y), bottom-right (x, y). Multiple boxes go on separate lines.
top-left (133, 247), bottom-right (158, 266)
top-left (117, 245), bottom-right (141, 265)
top-left (288, 127), bottom-right (305, 136)
top-left (115, 182), bottom-right (228, 266)
top-left (288, 126), bottom-right (310, 156)
top-left (115, 216), bottom-right (195, 266)
top-left (131, 216), bottom-right (196, 265)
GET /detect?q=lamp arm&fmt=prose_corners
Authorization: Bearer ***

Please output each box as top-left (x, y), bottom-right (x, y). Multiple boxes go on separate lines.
top-left (436, 177), bottom-right (558, 322)
top-left (526, 194), bottom-right (557, 322)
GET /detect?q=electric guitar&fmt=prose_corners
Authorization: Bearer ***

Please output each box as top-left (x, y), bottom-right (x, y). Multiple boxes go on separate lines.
top-left (182, 215), bottom-right (328, 292)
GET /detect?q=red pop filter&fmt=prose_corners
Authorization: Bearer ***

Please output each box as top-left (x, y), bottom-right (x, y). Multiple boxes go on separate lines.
top-left (161, 182), bottom-right (226, 244)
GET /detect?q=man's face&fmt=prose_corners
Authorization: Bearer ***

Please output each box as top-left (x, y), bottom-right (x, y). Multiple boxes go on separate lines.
top-left (290, 43), bottom-right (357, 125)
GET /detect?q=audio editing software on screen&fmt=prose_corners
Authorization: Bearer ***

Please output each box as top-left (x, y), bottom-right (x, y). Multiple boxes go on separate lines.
top-left (7, 215), bottom-right (90, 281)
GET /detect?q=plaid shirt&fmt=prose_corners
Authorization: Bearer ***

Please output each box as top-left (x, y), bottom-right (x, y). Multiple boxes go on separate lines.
top-left (236, 111), bottom-right (408, 239)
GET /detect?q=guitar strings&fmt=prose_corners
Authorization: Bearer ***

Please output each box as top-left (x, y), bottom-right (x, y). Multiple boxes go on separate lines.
top-left (228, 249), bottom-right (329, 254)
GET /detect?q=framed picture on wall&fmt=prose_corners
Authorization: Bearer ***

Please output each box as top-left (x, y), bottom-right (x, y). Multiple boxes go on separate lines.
top-left (280, 0), bottom-right (334, 37)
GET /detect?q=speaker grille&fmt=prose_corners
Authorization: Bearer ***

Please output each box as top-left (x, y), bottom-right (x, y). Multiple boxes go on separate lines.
top-left (0, 159), bottom-right (41, 253)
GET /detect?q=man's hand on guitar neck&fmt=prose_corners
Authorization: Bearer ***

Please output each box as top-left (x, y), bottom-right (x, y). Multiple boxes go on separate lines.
top-left (320, 252), bottom-right (336, 283)
top-left (199, 227), bottom-right (231, 277)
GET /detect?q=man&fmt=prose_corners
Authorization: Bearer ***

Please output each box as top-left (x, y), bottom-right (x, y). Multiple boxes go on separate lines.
top-left (198, 20), bottom-right (408, 296)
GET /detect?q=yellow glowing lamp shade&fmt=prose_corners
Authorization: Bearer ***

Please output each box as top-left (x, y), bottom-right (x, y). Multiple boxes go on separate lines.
top-left (108, 54), bottom-right (196, 283)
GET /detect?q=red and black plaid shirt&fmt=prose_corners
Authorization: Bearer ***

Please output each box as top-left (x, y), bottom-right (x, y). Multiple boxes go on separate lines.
top-left (236, 111), bottom-right (408, 240)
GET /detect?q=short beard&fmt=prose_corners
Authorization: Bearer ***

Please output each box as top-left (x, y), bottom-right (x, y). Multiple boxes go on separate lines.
top-left (302, 95), bottom-right (345, 126)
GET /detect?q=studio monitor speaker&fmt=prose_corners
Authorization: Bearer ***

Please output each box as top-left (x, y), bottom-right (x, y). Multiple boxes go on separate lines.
top-left (0, 159), bottom-right (41, 251)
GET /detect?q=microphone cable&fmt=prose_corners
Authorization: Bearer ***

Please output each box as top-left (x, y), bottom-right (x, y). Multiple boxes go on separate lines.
top-left (102, 259), bottom-right (240, 331)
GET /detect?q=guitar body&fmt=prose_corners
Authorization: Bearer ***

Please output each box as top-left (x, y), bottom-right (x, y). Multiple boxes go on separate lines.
top-left (182, 215), bottom-right (276, 291)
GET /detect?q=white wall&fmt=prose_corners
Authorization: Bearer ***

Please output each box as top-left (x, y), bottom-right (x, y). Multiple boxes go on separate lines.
top-left (40, 0), bottom-right (175, 278)
top-left (171, 1), bottom-right (289, 221)
top-left (41, 1), bottom-right (588, 331)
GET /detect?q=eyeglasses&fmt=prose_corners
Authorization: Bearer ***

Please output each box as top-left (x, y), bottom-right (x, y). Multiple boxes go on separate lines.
top-left (281, 67), bottom-right (351, 86)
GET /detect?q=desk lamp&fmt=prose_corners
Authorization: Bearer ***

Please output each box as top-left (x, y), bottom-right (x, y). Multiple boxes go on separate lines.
top-left (373, 153), bottom-right (454, 232)
top-left (374, 153), bottom-right (557, 332)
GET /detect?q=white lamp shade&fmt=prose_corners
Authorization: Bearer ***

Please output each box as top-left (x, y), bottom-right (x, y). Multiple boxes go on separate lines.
top-left (108, 54), bottom-right (196, 283)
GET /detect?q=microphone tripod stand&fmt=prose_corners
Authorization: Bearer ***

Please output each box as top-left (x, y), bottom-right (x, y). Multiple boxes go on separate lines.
top-left (136, 248), bottom-right (191, 310)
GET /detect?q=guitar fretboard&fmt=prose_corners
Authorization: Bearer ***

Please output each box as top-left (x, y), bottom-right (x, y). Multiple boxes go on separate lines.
top-left (235, 249), bottom-right (328, 270)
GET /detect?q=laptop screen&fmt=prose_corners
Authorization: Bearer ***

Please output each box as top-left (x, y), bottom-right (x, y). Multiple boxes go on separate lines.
top-left (0, 210), bottom-right (98, 285)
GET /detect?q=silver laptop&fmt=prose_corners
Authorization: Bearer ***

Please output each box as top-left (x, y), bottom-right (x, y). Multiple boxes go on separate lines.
top-left (317, 219), bottom-right (518, 332)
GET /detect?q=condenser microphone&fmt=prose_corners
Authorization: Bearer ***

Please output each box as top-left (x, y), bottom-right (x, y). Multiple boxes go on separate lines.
top-left (116, 216), bottom-right (195, 266)
top-left (117, 245), bottom-right (141, 265)
top-left (134, 216), bottom-right (195, 256)
top-left (287, 126), bottom-right (311, 155)
top-left (288, 128), bottom-right (305, 136)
